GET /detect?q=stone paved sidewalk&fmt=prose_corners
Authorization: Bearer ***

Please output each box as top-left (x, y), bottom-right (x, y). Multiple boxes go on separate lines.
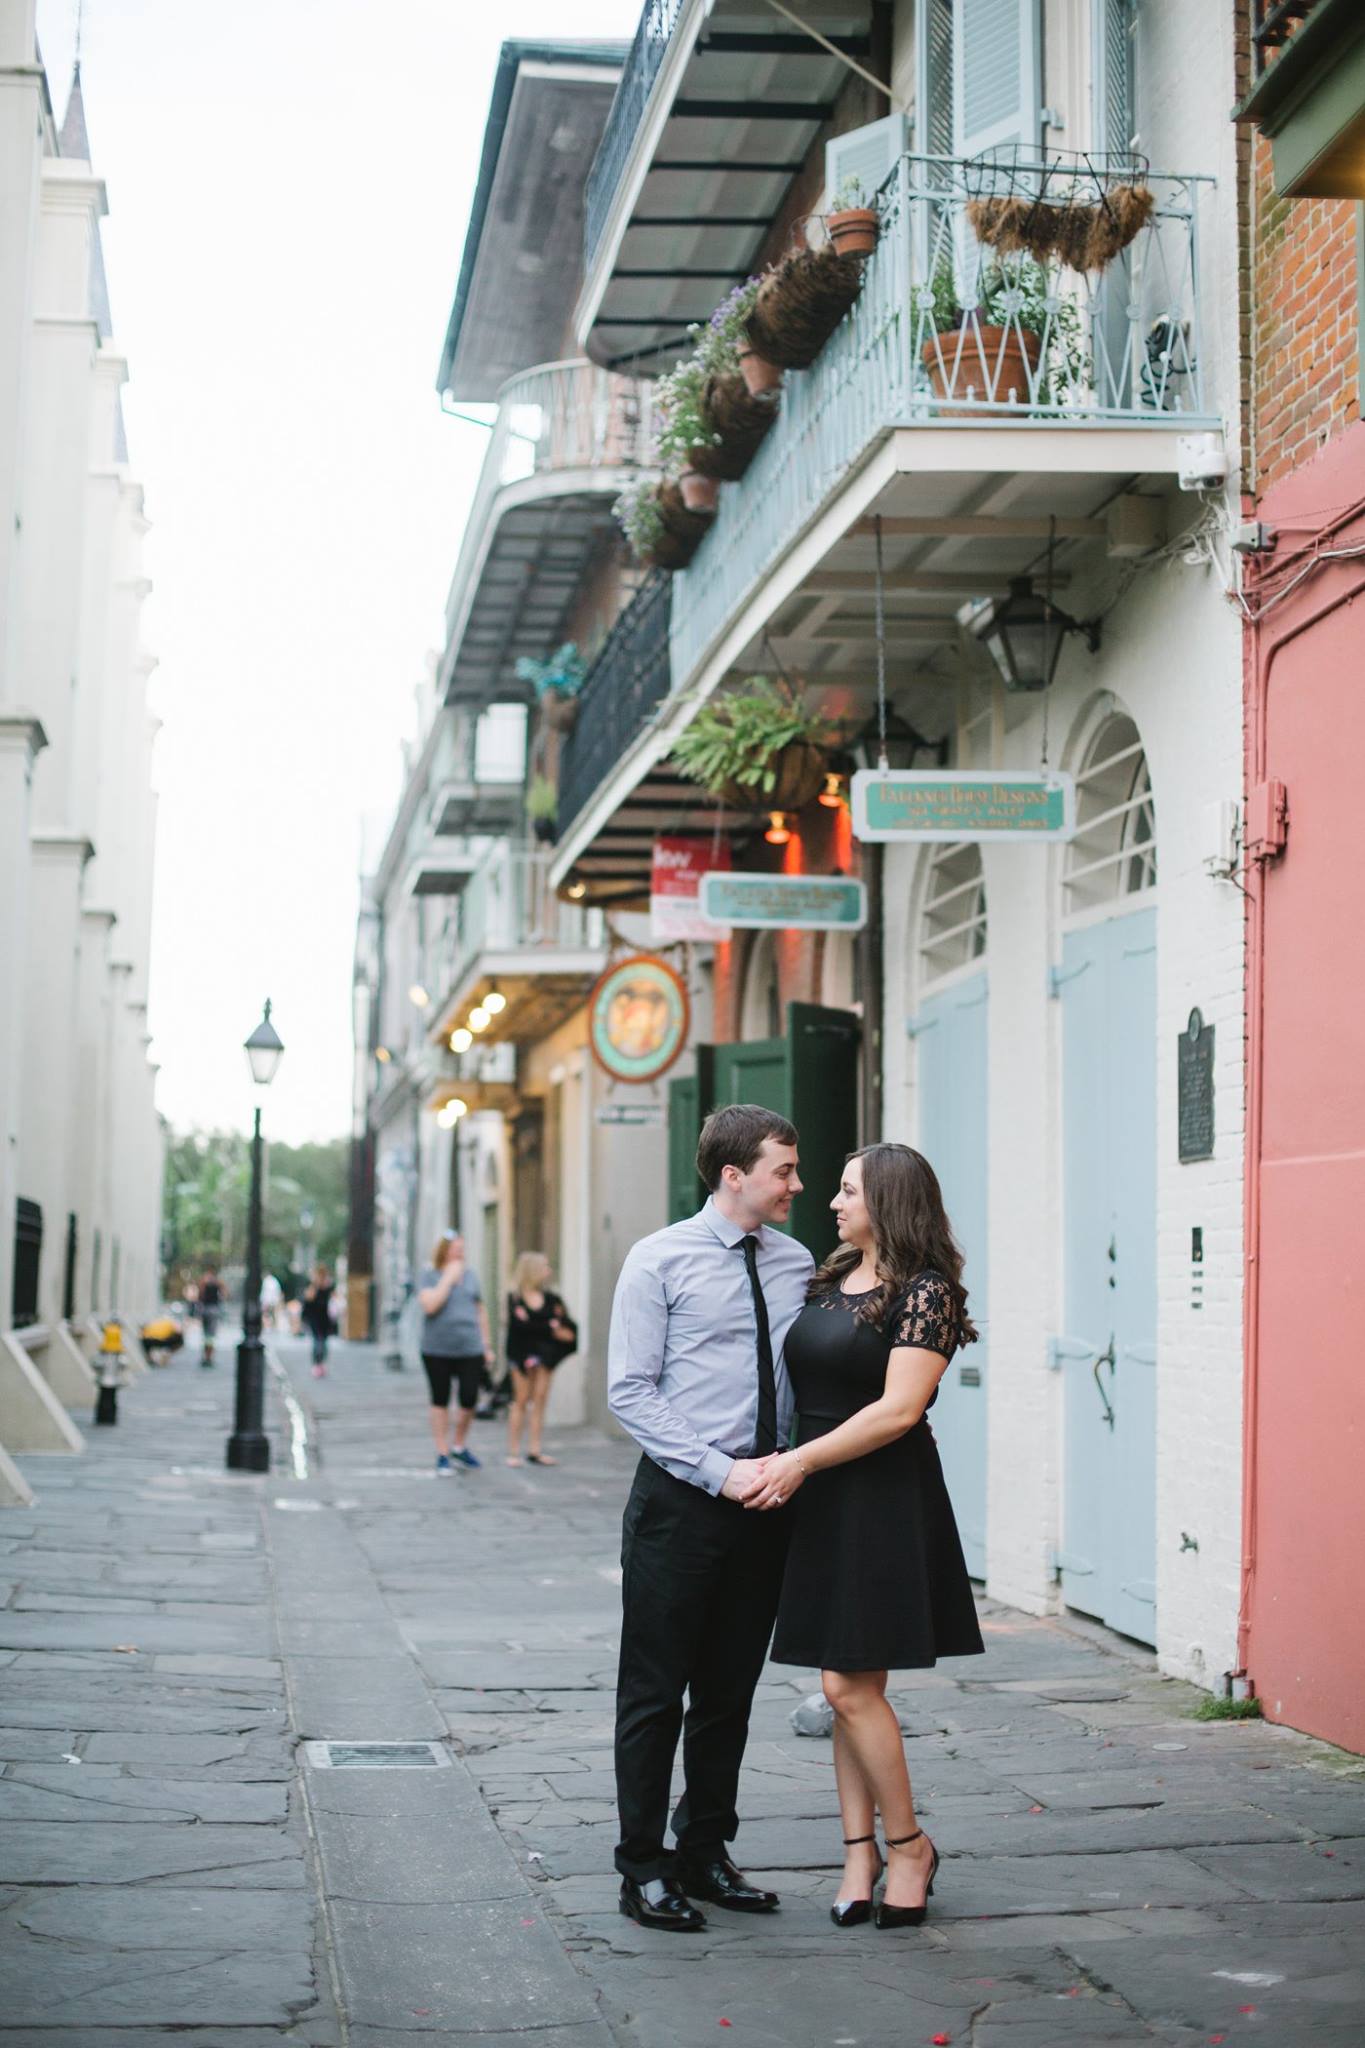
top-left (2, 1332), bottom-right (1364, 2046)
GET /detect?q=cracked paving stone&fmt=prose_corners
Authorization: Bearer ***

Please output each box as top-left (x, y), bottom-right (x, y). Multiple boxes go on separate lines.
top-left (0, 1769), bottom-right (288, 1824)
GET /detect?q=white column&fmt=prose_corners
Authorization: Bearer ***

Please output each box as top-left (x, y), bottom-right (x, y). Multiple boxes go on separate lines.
top-left (0, 0), bottom-right (42, 709)
top-left (0, 714), bottom-right (45, 1324)
top-left (18, 832), bottom-right (92, 1323)
top-left (73, 908), bottom-right (115, 1316)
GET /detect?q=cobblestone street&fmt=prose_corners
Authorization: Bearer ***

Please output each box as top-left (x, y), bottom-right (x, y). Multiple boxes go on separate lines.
top-left (2, 1337), bottom-right (1364, 2046)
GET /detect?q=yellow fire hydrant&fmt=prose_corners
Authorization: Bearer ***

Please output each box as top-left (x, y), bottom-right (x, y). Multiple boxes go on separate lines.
top-left (95, 1321), bottom-right (124, 1426)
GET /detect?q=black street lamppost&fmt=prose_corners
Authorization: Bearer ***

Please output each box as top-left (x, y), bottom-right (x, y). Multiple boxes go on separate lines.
top-left (227, 1000), bottom-right (285, 1472)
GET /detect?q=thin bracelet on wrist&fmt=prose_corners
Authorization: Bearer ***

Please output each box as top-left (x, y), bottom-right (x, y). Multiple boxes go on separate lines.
top-left (791, 1450), bottom-right (810, 1478)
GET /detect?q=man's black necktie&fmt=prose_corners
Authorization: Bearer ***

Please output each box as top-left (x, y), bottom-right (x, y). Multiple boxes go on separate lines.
top-left (741, 1234), bottom-right (778, 1456)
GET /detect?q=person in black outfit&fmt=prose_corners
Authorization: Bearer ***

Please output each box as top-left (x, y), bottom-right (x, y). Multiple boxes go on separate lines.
top-left (746, 1143), bottom-right (984, 1931)
top-left (505, 1251), bottom-right (576, 1466)
top-left (301, 1265), bottom-right (335, 1376)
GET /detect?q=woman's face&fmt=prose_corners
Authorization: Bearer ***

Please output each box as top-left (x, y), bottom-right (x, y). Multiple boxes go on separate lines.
top-left (831, 1154), bottom-right (873, 1251)
top-left (443, 1235), bottom-right (465, 1268)
top-left (528, 1257), bottom-right (551, 1291)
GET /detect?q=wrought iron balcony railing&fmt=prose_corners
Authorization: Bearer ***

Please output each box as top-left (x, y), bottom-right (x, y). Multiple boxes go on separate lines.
top-left (557, 572), bottom-right (673, 843)
top-left (431, 844), bottom-right (602, 1006)
top-left (670, 151), bottom-right (1216, 688)
top-left (442, 358), bottom-right (650, 647)
top-left (584, 0), bottom-right (685, 276)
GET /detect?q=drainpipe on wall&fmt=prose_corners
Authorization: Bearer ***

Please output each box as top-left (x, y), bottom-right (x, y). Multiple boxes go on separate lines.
top-left (860, 842), bottom-right (884, 1142)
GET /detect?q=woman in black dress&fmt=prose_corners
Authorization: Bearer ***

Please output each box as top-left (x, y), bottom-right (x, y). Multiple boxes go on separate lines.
top-left (747, 1143), bottom-right (983, 1929)
top-left (504, 1252), bottom-right (577, 1467)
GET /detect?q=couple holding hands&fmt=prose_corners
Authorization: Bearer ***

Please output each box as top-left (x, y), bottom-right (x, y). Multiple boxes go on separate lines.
top-left (608, 1103), bottom-right (983, 1933)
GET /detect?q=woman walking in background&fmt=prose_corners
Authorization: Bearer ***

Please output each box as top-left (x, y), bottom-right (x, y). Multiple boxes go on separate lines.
top-left (301, 1264), bottom-right (335, 1377)
top-left (505, 1251), bottom-right (577, 1467)
top-left (418, 1231), bottom-right (495, 1472)
top-left (746, 1144), bottom-right (983, 1930)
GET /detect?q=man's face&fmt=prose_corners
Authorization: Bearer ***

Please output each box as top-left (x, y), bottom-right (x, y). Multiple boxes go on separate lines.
top-left (728, 1137), bottom-right (802, 1227)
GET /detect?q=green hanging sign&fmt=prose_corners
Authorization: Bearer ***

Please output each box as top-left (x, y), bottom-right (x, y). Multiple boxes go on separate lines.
top-left (851, 770), bottom-right (1076, 843)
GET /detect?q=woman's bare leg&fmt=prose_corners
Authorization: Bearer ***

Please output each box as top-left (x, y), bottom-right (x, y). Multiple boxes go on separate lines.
top-left (831, 1716), bottom-right (879, 1903)
top-left (528, 1366), bottom-right (556, 1461)
top-left (823, 1668), bottom-right (934, 1909)
top-left (428, 1404), bottom-right (451, 1455)
top-left (506, 1367), bottom-right (530, 1463)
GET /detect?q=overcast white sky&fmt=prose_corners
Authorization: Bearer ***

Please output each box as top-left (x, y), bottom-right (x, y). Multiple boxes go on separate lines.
top-left (34, 0), bottom-right (638, 1145)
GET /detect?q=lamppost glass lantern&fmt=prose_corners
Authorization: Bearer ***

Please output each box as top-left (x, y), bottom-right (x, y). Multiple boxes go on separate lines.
top-left (958, 577), bottom-right (1100, 693)
top-left (227, 1001), bottom-right (286, 1474)
top-left (244, 999), bottom-right (285, 1086)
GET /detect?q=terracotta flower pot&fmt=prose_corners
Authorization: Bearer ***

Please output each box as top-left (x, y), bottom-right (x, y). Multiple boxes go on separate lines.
top-left (679, 470), bottom-right (720, 513)
top-left (713, 741), bottom-right (827, 814)
top-left (920, 324), bottom-right (1042, 411)
top-left (827, 207), bottom-right (879, 257)
top-left (738, 346), bottom-right (783, 398)
top-left (639, 480), bottom-right (714, 572)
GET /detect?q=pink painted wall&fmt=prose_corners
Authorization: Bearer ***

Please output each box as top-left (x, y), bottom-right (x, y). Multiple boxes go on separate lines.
top-left (1244, 422), bottom-right (1365, 1752)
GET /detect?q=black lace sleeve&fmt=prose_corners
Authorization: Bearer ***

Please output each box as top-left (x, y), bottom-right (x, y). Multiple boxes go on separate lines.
top-left (891, 1274), bottom-right (958, 1359)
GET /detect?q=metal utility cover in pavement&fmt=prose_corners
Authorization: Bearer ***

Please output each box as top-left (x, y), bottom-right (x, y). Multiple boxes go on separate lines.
top-left (303, 1741), bottom-right (450, 1770)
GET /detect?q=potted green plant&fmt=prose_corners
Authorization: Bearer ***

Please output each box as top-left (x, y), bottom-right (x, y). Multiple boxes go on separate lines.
top-left (826, 172), bottom-right (880, 257)
top-left (525, 773), bottom-right (558, 846)
top-left (515, 643), bottom-right (587, 733)
top-left (689, 278), bottom-right (782, 455)
top-left (670, 676), bottom-right (832, 810)
top-left (695, 276), bottom-right (782, 402)
top-left (654, 357), bottom-right (721, 510)
top-left (916, 252), bottom-right (1088, 410)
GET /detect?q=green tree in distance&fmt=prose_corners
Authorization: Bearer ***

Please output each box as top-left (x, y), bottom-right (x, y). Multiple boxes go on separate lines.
top-left (163, 1129), bottom-right (348, 1297)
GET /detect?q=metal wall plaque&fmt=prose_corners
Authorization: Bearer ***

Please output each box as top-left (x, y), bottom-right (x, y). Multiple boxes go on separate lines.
top-left (1177, 1008), bottom-right (1215, 1162)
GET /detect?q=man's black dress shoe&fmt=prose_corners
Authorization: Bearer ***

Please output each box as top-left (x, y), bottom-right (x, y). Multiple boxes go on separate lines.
top-left (674, 1853), bottom-right (779, 1913)
top-left (618, 1876), bottom-right (706, 1931)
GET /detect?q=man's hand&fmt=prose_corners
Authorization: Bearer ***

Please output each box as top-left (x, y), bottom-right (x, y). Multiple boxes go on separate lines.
top-left (720, 1457), bottom-right (769, 1502)
top-left (744, 1450), bottom-right (809, 1511)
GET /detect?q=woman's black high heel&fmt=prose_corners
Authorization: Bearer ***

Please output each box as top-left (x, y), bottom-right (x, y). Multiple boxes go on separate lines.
top-left (874, 1828), bottom-right (938, 1929)
top-left (830, 1833), bottom-right (884, 1927)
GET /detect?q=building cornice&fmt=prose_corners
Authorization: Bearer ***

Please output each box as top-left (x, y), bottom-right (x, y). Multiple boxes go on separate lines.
top-left (0, 713), bottom-right (49, 768)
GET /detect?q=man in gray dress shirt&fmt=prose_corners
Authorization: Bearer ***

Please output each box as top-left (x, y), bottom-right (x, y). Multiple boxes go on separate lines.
top-left (608, 1102), bottom-right (815, 1931)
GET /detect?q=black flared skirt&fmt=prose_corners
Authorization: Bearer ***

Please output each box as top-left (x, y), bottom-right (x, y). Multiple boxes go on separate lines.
top-left (770, 1418), bottom-right (984, 1674)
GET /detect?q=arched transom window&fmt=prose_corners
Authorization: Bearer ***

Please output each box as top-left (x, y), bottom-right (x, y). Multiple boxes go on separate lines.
top-left (1064, 712), bottom-right (1157, 918)
top-left (918, 842), bottom-right (987, 989)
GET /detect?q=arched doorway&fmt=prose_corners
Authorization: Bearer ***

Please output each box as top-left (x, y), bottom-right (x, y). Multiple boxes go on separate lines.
top-left (739, 929), bottom-right (782, 1041)
top-left (910, 842), bottom-right (988, 1576)
top-left (1055, 708), bottom-right (1158, 1643)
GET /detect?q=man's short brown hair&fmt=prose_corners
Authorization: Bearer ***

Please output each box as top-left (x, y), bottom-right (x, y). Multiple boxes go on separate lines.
top-left (696, 1103), bottom-right (798, 1193)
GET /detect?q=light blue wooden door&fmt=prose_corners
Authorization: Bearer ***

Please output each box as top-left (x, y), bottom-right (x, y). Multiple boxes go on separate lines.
top-left (914, 971), bottom-right (988, 1578)
top-left (1057, 909), bottom-right (1157, 1643)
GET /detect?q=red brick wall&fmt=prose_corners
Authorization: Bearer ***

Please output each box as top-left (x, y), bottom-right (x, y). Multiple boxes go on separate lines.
top-left (1251, 131), bottom-right (1360, 493)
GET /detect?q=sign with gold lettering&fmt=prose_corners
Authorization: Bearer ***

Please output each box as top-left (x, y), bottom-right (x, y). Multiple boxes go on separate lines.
top-left (851, 770), bottom-right (1075, 843)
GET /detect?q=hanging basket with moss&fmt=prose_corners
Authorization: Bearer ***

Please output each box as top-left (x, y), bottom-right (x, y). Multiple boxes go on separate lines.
top-left (613, 477), bottom-right (713, 572)
top-left (670, 678), bottom-right (832, 810)
top-left (744, 247), bottom-right (867, 371)
top-left (966, 184), bottom-right (1154, 273)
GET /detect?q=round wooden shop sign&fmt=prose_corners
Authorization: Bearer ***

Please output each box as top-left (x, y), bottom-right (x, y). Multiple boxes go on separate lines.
top-left (587, 953), bottom-right (690, 1085)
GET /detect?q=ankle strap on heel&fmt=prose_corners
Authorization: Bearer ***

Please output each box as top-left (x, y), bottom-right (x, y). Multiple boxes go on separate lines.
top-left (884, 1829), bottom-right (923, 1850)
top-left (842, 1833), bottom-right (877, 1846)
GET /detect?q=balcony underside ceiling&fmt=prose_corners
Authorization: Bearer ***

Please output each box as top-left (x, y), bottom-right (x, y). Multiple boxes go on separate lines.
top-left (432, 960), bottom-right (606, 1053)
top-left (557, 760), bottom-right (762, 908)
top-left (583, 3), bottom-right (871, 370)
top-left (405, 850), bottom-right (481, 898)
top-left (432, 783), bottom-right (524, 836)
top-left (552, 436), bottom-right (1186, 894)
top-left (441, 479), bottom-right (630, 706)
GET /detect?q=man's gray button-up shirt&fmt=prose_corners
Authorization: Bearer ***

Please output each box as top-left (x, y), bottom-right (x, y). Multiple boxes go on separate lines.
top-left (607, 1197), bottom-right (816, 1495)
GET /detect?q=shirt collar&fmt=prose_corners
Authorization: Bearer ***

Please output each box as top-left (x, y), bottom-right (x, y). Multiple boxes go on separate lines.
top-left (701, 1196), bottom-right (765, 1250)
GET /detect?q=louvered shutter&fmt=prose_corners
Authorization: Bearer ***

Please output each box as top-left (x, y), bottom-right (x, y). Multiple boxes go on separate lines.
top-left (952, 0), bottom-right (1042, 161)
top-left (824, 113), bottom-right (909, 209)
top-left (915, 0), bottom-right (954, 159)
top-left (1092, 0), bottom-right (1136, 154)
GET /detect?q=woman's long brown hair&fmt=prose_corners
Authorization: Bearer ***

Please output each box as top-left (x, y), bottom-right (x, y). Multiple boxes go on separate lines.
top-left (808, 1143), bottom-right (978, 1344)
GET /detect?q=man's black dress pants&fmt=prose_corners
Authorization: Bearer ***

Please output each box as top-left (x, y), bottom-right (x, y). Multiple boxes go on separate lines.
top-left (614, 1454), bottom-right (789, 1883)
